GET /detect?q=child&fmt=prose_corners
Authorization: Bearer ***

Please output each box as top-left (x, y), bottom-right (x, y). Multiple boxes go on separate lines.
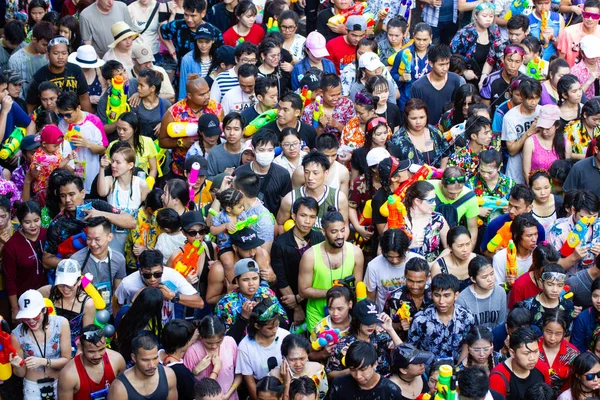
top-left (126, 187), bottom-right (164, 272)
top-left (155, 208), bottom-right (187, 266)
top-left (256, 376), bottom-right (284, 400)
top-left (519, 36), bottom-right (549, 80)
top-left (185, 156), bottom-right (213, 212)
top-left (210, 188), bottom-right (245, 275)
top-left (32, 124), bottom-right (74, 195)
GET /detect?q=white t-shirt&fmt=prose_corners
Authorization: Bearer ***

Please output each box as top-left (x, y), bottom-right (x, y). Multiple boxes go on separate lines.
top-left (221, 86), bottom-right (257, 115)
top-left (501, 105), bottom-right (541, 184)
top-left (492, 247), bottom-right (533, 286)
top-left (365, 252), bottom-right (425, 311)
top-left (236, 328), bottom-right (290, 379)
top-left (115, 267), bottom-right (198, 325)
top-left (155, 232), bottom-right (187, 265)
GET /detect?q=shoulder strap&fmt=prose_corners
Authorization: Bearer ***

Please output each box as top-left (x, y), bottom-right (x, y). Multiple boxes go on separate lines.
top-left (490, 366), bottom-right (510, 398)
top-left (451, 190), bottom-right (476, 209)
top-left (139, 2), bottom-right (160, 36)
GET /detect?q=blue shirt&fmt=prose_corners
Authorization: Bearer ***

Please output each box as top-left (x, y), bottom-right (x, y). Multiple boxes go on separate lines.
top-left (3, 102), bottom-right (30, 141)
top-left (480, 213), bottom-right (546, 253)
top-left (291, 58), bottom-right (337, 91)
top-left (572, 307), bottom-right (598, 353)
top-left (391, 45), bottom-right (432, 111)
top-left (528, 12), bottom-right (561, 61)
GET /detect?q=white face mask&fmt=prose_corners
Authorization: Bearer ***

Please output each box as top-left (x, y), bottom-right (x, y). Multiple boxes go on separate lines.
top-left (255, 151), bottom-right (275, 167)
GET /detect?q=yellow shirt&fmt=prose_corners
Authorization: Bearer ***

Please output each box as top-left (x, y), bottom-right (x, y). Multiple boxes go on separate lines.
top-left (107, 136), bottom-right (158, 174)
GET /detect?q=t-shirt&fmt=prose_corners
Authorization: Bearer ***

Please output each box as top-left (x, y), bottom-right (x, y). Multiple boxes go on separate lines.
top-left (480, 213), bottom-right (546, 254)
top-left (0, 102), bottom-right (31, 141)
top-left (509, 272), bottom-right (542, 309)
top-left (328, 374), bottom-right (405, 400)
top-left (263, 121), bottom-right (317, 150)
top-left (490, 361), bottom-right (550, 400)
top-left (235, 328), bottom-right (289, 379)
top-left (501, 104), bottom-right (541, 184)
top-left (411, 73), bottom-right (462, 126)
top-left (115, 268), bottom-right (198, 325)
top-left (107, 136), bottom-right (158, 174)
top-left (223, 24), bottom-right (265, 46)
top-left (365, 252), bottom-right (425, 311)
top-left (480, 69), bottom-right (513, 116)
top-left (210, 68), bottom-right (239, 104)
top-left (221, 85), bottom-right (256, 115)
top-left (456, 286), bottom-right (507, 330)
top-left (80, 2), bottom-right (134, 58)
top-left (431, 180), bottom-right (479, 222)
top-left (557, 23), bottom-right (600, 67)
top-left (131, 97), bottom-right (172, 138)
top-left (8, 48), bottom-right (47, 98)
top-left (234, 162), bottom-right (291, 215)
top-left (26, 63), bottom-right (88, 108)
top-left (371, 188), bottom-right (389, 227)
top-left (206, 144), bottom-right (241, 179)
top-left (239, 201), bottom-right (275, 243)
top-left (326, 35), bottom-right (356, 74)
top-left (492, 248), bottom-right (533, 286)
top-left (566, 269), bottom-right (595, 308)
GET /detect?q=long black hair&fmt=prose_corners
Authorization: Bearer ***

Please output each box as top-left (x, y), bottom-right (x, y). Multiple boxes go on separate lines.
top-left (117, 112), bottom-right (144, 155)
top-left (451, 84), bottom-right (480, 127)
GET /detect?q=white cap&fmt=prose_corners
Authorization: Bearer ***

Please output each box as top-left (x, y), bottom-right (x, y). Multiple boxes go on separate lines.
top-left (580, 35), bottom-right (600, 59)
top-left (366, 148), bottom-right (391, 167)
top-left (55, 259), bottom-right (82, 286)
top-left (16, 290), bottom-right (45, 320)
top-left (359, 52), bottom-right (384, 71)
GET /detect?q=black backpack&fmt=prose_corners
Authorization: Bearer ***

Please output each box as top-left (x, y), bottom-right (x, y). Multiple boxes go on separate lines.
top-left (435, 191), bottom-right (476, 228)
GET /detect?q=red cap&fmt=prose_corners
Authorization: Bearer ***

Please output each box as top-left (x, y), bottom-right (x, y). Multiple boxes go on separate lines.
top-left (40, 125), bottom-right (64, 145)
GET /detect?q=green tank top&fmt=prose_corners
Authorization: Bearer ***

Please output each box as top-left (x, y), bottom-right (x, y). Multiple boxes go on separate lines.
top-left (305, 241), bottom-right (355, 331)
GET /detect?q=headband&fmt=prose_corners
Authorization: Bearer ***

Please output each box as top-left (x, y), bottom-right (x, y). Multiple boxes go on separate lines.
top-left (475, 1), bottom-right (496, 12)
top-left (367, 117), bottom-right (388, 132)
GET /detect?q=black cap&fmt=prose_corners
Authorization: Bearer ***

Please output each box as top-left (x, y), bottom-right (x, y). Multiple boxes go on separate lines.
top-left (378, 156), bottom-right (411, 187)
top-left (391, 344), bottom-right (435, 369)
top-left (185, 155), bottom-right (209, 176)
top-left (194, 23), bottom-right (216, 41)
top-left (198, 113), bottom-right (222, 137)
top-left (231, 227), bottom-right (264, 250)
top-left (353, 299), bottom-right (380, 325)
top-left (21, 134), bottom-right (41, 151)
top-left (217, 45), bottom-right (236, 66)
top-left (181, 211), bottom-right (206, 231)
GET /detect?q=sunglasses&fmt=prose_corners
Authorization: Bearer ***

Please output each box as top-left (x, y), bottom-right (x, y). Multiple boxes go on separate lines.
top-left (58, 112), bottom-right (73, 119)
top-left (422, 197), bottom-right (436, 204)
top-left (185, 228), bottom-right (206, 237)
top-left (586, 372), bottom-right (600, 381)
top-left (142, 272), bottom-right (163, 279)
top-left (541, 271), bottom-right (566, 282)
top-left (583, 11), bottom-right (600, 19)
top-left (82, 328), bottom-right (104, 343)
top-left (443, 176), bottom-right (467, 185)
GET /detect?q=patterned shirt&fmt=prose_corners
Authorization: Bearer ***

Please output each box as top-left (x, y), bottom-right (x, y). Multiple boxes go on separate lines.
top-left (439, 109), bottom-right (457, 133)
top-left (31, 148), bottom-right (62, 194)
top-left (408, 304), bottom-right (475, 363)
top-left (451, 23), bottom-right (504, 71)
top-left (538, 337), bottom-right (579, 394)
top-left (571, 60), bottom-right (600, 100)
top-left (467, 172), bottom-right (515, 199)
top-left (383, 285), bottom-right (433, 333)
top-left (326, 330), bottom-right (395, 376)
top-left (547, 216), bottom-right (600, 276)
top-left (563, 119), bottom-right (600, 156)
top-left (522, 294), bottom-right (575, 335)
top-left (404, 212), bottom-right (446, 262)
top-left (448, 144), bottom-right (489, 179)
top-left (389, 125), bottom-right (449, 168)
top-left (340, 117), bottom-right (392, 149)
top-left (125, 208), bottom-right (160, 272)
top-left (310, 315), bottom-right (352, 343)
top-left (215, 282), bottom-right (288, 333)
top-left (301, 97), bottom-right (355, 139)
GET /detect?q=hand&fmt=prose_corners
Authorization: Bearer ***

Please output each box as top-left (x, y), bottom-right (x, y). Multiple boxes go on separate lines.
top-left (179, 136), bottom-right (198, 149)
top-left (572, 4), bottom-right (583, 14)
top-left (82, 208), bottom-right (106, 220)
top-left (432, 0), bottom-right (442, 6)
top-left (1, 95), bottom-right (13, 115)
top-left (590, 243), bottom-right (600, 256)
top-left (170, 51), bottom-right (178, 62)
top-left (132, 243), bottom-right (146, 256)
top-left (0, 230), bottom-right (11, 244)
top-left (573, 305), bottom-right (583, 318)
top-left (24, 357), bottom-right (46, 370)
top-left (153, 123), bottom-right (162, 137)
top-left (337, 151), bottom-right (351, 164)
top-left (260, 267), bottom-right (276, 283)
top-left (506, 273), bottom-right (517, 285)
top-left (324, 342), bottom-right (335, 354)
top-left (220, 175), bottom-right (234, 191)
top-left (280, 294), bottom-right (298, 308)
top-left (463, 69), bottom-right (478, 81)
top-left (241, 301), bottom-right (257, 319)
top-left (158, 284), bottom-right (176, 301)
top-left (588, 71), bottom-right (600, 84)
top-left (186, 268), bottom-right (199, 285)
top-left (318, 113), bottom-right (331, 127)
top-left (11, 308), bottom-right (19, 324)
top-left (479, 207), bottom-right (492, 218)
top-left (223, 167), bottom-right (235, 176)
top-left (25, 164), bottom-right (40, 181)
top-left (356, 226), bottom-right (373, 241)
top-left (330, 23), bottom-right (347, 34)
top-left (195, 355), bottom-right (212, 373)
top-left (100, 155), bottom-right (110, 169)
top-left (366, 26), bottom-right (374, 37)
top-left (298, 0), bottom-right (306, 7)
top-left (70, 135), bottom-right (91, 149)
top-left (225, 279), bottom-right (238, 293)
top-left (409, 232), bottom-right (425, 249)
top-left (226, 222), bottom-right (236, 233)
top-left (526, 120), bottom-right (537, 138)
top-left (211, 354), bottom-right (222, 371)
top-left (280, 61), bottom-right (293, 73)
top-left (378, 313), bottom-right (393, 332)
top-left (400, 319), bottom-right (411, 331)
top-left (377, 8), bottom-right (389, 19)
top-left (402, 73), bottom-right (412, 82)
top-left (293, 307), bottom-right (305, 326)
top-left (542, 27), bottom-right (554, 42)
top-left (129, 93), bottom-right (141, 108)
top-left (89, 95), bottom-right (101, 105)
top-left (68, 151), bottom-right (77, 161)
top-left (9, 353), bottom-right (23, 368)
top-left (280, 358), bottom-right (291, 383)
top-left (574, 244), bottom-right (591, 260)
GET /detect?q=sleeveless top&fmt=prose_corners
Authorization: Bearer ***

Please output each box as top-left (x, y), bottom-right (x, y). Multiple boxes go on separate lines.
top-left (326, 162), bottom-right (341, 191)
top-left (88, 72), bottom-right (103, 98)
top-left (437, 258), bottom-right (471, 291)
top-left (56, 295), bottom-right (91, 350)
top-left (290, 185), bottom-right (339, 229)
top-left (177, 239), bottom-right (213, 298)
top-left (305, 242), bottom-right (355, 331)
top-left (116, 363), bottom-right (169, 400)
top-left (14, 316), bottom-right (63, 372)
top-left (108, 176), bottom-right (143, 216)
top-left (531, 135), bottom-right (559, 172)
top-left (73, 352), bottom-right (116, 400)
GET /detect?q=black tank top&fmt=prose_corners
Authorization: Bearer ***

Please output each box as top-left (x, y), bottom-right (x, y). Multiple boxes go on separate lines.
top-left (117, 363), bottom-right (169, 400)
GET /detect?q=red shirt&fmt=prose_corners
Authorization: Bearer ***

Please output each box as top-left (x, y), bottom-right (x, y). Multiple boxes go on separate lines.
top-left (223, 24), bottom-right (265, 46)
top-left (508, 272), bottom-right (542, 309)
top-left (2, 228), bottom-right (47, 297)
top-left (73, 352), bottom-right (116, 400)
top-left (326, 35), bottom-right (356, 74)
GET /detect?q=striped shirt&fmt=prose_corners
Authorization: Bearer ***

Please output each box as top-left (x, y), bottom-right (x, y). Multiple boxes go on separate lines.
top-left (422, 0), bottom-right (458, 27)
top-left (210, 68), bottom-right (239, 103)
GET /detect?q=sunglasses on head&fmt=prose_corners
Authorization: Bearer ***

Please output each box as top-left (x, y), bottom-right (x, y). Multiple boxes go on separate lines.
top-left (541, 271), bottom-right (566, 282)
top-left (583, 11), bottom-right (600, 19)
top-left (142, 271), bottom-right (163, 279)
top-left (586, 372), bottom-right (600, 381)
top-left (443, 176), bottom-right (467, 185)
top-left (82, 328), bottom-right (104, 344)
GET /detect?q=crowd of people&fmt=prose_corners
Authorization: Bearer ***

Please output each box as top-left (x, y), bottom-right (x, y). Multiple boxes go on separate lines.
top-left (2, 0), bottom-right (600, 398)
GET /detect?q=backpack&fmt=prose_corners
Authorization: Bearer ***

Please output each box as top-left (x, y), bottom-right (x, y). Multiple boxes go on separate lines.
top-left (435, 191), bottom-right (475, 228)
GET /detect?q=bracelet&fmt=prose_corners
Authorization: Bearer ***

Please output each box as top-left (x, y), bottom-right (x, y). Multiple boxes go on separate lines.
top-left (46, 358), bottom-right (51, 368)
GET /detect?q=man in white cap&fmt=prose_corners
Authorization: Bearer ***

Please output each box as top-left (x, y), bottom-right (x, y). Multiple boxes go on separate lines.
top-left (131, 42), bottom-right (175, 103)
top-left (325, 15), bottom-right (367, 74)
top-left (80, 0), bottom-right (133, 58)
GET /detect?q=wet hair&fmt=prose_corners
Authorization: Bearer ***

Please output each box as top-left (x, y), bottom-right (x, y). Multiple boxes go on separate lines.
top-left (572, 190), bottom-right (600, 214)
top-left (431, 273), bottom-right (460, 294)
top-left (447, 226), bottom-right (471, 248)
top-left (511, 212), bottom-right (538, 249)
top-left (509, 184), bottom-right (535, 205)
top-left (321, 206), bottom-right (344, 230)
top-left (507, 303), bottom-right (533, 331)
top-left (465, 115), bottom-right (491, 142)
top-left (217, 188), bottom-right (244, 211)
top-left (468, 255), bottom-right (492, 280)
top-left (156, 208), bottom-right (181, 232)
top-left (15, 200), bottom-right (41, 222)
top-left (458, 366), bottom-right (490, 399)
top-left (451, 84), bottom-right (480, 126)
top-left (387, 16), bottom-right (408, 33)
top-left (345, 341), bottom-right (378, 368)
top-left (194, 378), bottom-right (222, 400)
top-left (162, 319), bottom-right (195, 354)
top-left (292, 196), bottom-right (319, 214)
top-left (479, 149), bottom-right (503, 169)
top-left (465, 325), bottom-right (496, 372)
top-left (198, 315), bottom-right (226, 338)
top-left (281, 334), bottom-right (310, 357)
top-left (46, 169), bottom-right (75, 218)
top-left (256, 376), bottom-right (284, 397)
top-left (302, 150), bottom-right (330, 171)
top-left (379, 229), bottom-right (410, 257)
top-left (405, 257), bottom-right (430, 276)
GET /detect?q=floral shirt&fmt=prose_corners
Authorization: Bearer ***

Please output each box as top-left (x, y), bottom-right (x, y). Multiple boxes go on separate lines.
top-left (383, 285), bottom-right (433, 340)
top-left (570, 60), bottom-right (600, 100)
top-left (563, 119), bottom-right (600, 156)
top-left (348, 175), bottom-right (376, 212)
top-left (538, 337), bottom-right (579, 394)
top-left (301, 97), bottom-right (355, 139)
top-left (285, 34), bottom-right (306, 62)
top-left (450, 23), bottom-right (504, 72)
top-left (389, 126), bottom-right (449, 168)
top-left (405, 212), bottom-right (446, 262)
top-left (326, 330), bottom-right (395, 376)
top-left (547, 216), bottom-right (600, 276)
top-left (448, 144), bottom-right (490, 179)
top-left (10, 162), bottom-right (28, 193)
top-left (125, 209), bottom-right (160, 272)
top-left (439, 109), bottom-right (456, 133)
top-left (408, 304), bottom-right (475, 363)
top-left (32, 148), bottom-right (62, 194)
top-left (523, 295), bottom-right (575, 336)
top-left (467, 172), bottom-right (515, 199)
top-left (341, 117), bottom-right (392, 149)
top-left (215, 281), bottom-right (288, 333)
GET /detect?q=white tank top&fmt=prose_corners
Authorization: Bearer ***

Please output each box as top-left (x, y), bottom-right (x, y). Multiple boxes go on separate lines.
top-left (108, 176), bottom-right (143, 215)
top-left (325, 161), bottom-right (341, 190)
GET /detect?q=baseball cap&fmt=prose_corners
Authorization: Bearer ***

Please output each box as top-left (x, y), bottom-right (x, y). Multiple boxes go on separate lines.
top-left (346, 15), bottom-right (367, 31)
top-left (198, 113), bottom-right (222, 137)
top-left (21, 134), bottom-right (41, 151)
top-left (185, 155), bottom-right (209, 176)
top-left (4, 69), bottom-right (25, 84)
top-left (40, 124), bottom-right (64, 145)
top-left (392, 344), bottom-right (435, 369)
top-left (353, 299), bottom-right (380, 325)
top-left (181, 211), bottom-right (206, 231)
top-left (16, 289), bottom-right (46, 320)
top-left (359, 52), bottom-right (384, 71)
top-left (231, 228), bottom-right (265, 250)
top-left (233, 258), bottom-right (260, 279)
top-left (580, 35), bottom-right (600, 59)
top-left (194, 23), bottom-right (216, 41)
top-left (55, 259), bottom-right (82, 286)
top-left (305, 32), bottom-right (329, 58)
top-left (366, 148), bottom-right (390, 167)
top-left (217, 46), bottom-right (236, 66)
top-left (537, 104), bottom-right (561, 129)
top-left (131, 42), bottom-right (155, 64)
top-left (378, 156), bottom-right (411, 187)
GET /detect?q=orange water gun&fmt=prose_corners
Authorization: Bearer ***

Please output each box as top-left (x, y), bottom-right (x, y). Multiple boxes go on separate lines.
top-left (502, 240), bottom-right (518, 292)
top-left (173, 240), bottom-right (206, 278)
top-left (487, 221), bottom-right (512, 253)
top-left (300, 85), bottom-right (312, 108)
top-left (327, 2), bottom-right (365, 26)
top-left (358, 200), bottom-right (372, 226)
top-left (386, 195), bottom-right (408, 232)
top-left (392, 164), bottom-right (442, 202)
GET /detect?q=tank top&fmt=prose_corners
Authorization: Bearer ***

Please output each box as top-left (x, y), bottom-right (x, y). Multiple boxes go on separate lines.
top-left (305, 242), bottom-right (355, 331)
top-left (290, 185), bottom-right (339, 229)
top-left (73, 352), bottom-right (116, 400)
top-left (326, 162), bottom-right (341, 190)
top-left (108, 176), bottom-right (143, 216)
top-left (14, 316), bottom-right (63, 372)
top-left (116, 363), bottom-right (169, 400)
top-left (437, 257), bottom-right (471, 291)
top-left (530, 135), bottom-right (559, 171)
top-left (88, 72), bottom-right (103, 97)
top-left (56, 295), bottom-right (90, 350)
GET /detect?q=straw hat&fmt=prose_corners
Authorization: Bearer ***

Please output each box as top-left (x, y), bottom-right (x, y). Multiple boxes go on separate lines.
top-left (108, 21), bottom-right (139, 49)
top-left (68, 45), bottom-right (105, 68)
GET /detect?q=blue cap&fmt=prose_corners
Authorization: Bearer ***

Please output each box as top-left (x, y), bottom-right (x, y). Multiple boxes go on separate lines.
top-left (194, 24), bottom-right (216, 41)
top-left (21, 134), bottom-right (41, 151)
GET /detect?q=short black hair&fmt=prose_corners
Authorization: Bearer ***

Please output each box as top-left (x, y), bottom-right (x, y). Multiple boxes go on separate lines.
top-left (255, 77), bottom-right (277, 97)
top-left (156, 208), bottom-right (181, 232)
top-left (194, 378), bottom-right (222, 400)
top-left (428, 44), bottom-right (452, 64)
top-left (139, 249), bottom-right (164, 270)
top-left (38, 81), bottom-right (60, 96)
top-left (234, 169), bottom-right (261, 198)
top-left (519, 77), bottom-right (542, 99)
top-left (316, 132), bottom-right (339, 151)
top-left (320, 73), bottom-right (341, 91)
top-left (86, 216), bottom-right (111, 233)
top-left (524, 383), bottom-right (555, 400)
top-left (183, 0), bottom-right (207, 13)
top-left (479, 149), bottom-right (502, 169)
top-left (289, 377), bottom-right (317, 399)
top-left (281, 334), bottom-right (310, 357)
top-left (251, 128), bottom-right (278, 148)
top-left (3, 20), bottom-right (26, 45)
top-left (507, 14), bottom-right (530, 31)
top-left (458, 367), bottom-right (489, 399)
top-left (131, 331), bottom-right (159, 355)
top-left (465, 115), bottom-right (491, 140)
top-left (56, 91), bottom-right (80, 111)
top-left (238, 63), bottom-right (258, 79)
top-left (507, 303), bottom-right (533, 331)
top-left (431, 273), bottom-right (460, 293)
top-left (302, 150), bottom-right (330, 170)
top-left (511, 212), bottom-right (539, 246)
top-left (60, 174), bottom-right (84, 192)
top-left (405, 257), bottom-right (430, 275)
top-left (101, 60), bottom-right (125, 81)
top-left (509, 326), bottom-right (539, 350)
top-left (380, 229), bottom-right (410, 257)
top-left (572, 190), bottom-right (600, 214)
top-left (234, 41), bottom-right (259, 60)
top-left (162, 319), bottom-right (195, 354)
top-left (292, 196), bottom-right (319, 214)
top-left (345, 341), bottom-right (377, 369)
top-left (32, 21), bottom-right (55, 42)
top-left (468, 255), bottom-right (492, 280)
top-left (281, 92), bottom-right (303, 111)
top-left (387, 16), bottom-right (408, 33)
top-left (509, 184), bottom-right (535, 205)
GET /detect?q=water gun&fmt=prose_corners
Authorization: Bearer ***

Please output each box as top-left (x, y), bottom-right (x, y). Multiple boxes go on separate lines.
top-left (561, 285), bottom-right (574, 301)
top-left (311, 328), bottom-right (341, 350)
top-left (417, 395), bottom-right (431, 400)
top-left (44, 298), bottom-right (56, 316)
top-left (0, 127), bottom-right (25, 160)
top-left (525, 58), bottom-right (543, 80)
top-left (283, 219), bottom-right (295, 232)
top-left (560, 216), bottom-right (595, 257)
top-left (301, 85), bottom-right (312, 108)
top-left (397, 50), bottom-right (413, 79)
top-left (228, 215), bottom-right (259, 234)
top-left (81, 273), bottom-right (107, 310)
top-left (391, 164), bottom-right (441, 202)
top-left (290, 323), bottom-right (308, 334)
top-left (327, 2), bottom-right (365, 26)
top-left (399, 0), bottom-right (411, 19)
top-left (0, 327), bottom-right (20, 380)
top-left (236, 37), bottom-right (245, 47)
top-left (167, 122), bottom-right (199, 138)
top-left (540, 11), bottom-right (552, 46)
top-left (385, 195), bottom-right (409, 236)
top-left (364, 11), bottom-right (376, 28)
top-left (266, 17), bottom-right (279, 32)
top-left (503, 0), bottom-right (531, 20)
top-left (356, 281), bottom-right (367, 301)
top-left (106, 75), bottom-right (130, 124)
top-left (57, 231), bottom-right (87, 258)
top-left (173, 240), bottom-right (207, 278)
top-left (245, 109), bottom-right (278, 137)
top-left (65, 124), bottom-right (81, 148)
top-left (478, 196), bottom-right (508, 212)
top-left (146, 176), bottom-right (155, 190)
top-left (487, 221), bottom-right (512, 253)
top-left (153, 140), bottom-right (166, 178)
top-left (397, 301), bottom-right (411, 322)
top-left (359, 200), bottom-right (372, 226)
top-left (188, 162), bottom-right (200, 208)
top-left (502, 240), bottom-right (518, 292)
top-left (312, 96), bottom-right (323, 129)
top-left (434, 365), bottom-right (456, 400)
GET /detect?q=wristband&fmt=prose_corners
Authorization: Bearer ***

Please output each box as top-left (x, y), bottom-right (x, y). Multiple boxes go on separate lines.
top-left (177, 138), bottom-right (184, 148)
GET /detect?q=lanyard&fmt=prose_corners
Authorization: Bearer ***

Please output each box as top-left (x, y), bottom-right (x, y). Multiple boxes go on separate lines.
top-left (82, 250), bottom-right (113, 297)
top-left (31, 326), bottom-right (47, 359)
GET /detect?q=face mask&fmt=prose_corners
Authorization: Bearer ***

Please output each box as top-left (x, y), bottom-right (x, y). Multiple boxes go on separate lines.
top-left (255, 151), bottom-right (275, 167)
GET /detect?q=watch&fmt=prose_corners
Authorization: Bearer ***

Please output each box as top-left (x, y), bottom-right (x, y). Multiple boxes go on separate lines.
top-left (172, 292), bottom-right (180, 304)
top-left (177, 138), bottom-right (184, 148)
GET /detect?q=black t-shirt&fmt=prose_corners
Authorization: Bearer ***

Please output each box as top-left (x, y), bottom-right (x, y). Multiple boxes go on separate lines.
top-left (26, 63), bottom-right (88, 107)
top-left (170, 363), bottom-right (195, 400)
top-left (329, 374), bottom-right (404, 400)
top-left (508, 368), bottom-right (546, 400)
top-left (234, 162), bottom-right (292, 215)
top-left (241, 105), bottom-right (260, 124)
top-left (372, 188), bottom-right (389, 226)
top-left (378, 102), bottom-right (403, 130)
top-left (316, 8), bottom-right (342, 43)
top-left (264, 120), bottom-right (317, 150)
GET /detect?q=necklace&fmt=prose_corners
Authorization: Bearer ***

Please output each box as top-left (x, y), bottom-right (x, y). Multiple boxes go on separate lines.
top-left (324, 244), bottom-right (345, 285)
top-left (293, 231), bottom-right (308, 247)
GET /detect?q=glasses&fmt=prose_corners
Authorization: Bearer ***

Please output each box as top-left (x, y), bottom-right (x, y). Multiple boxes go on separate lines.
top-left (280, 24), bottom-right (297, 31)
top-left (583, 11), bottom-right (600, 19)
top-left (142, 272), bottom-right (163, 279)
top-left (586, 372), bottom-right (600, 381)
top-left (443, 176), bottom-right (467, 185)
top-left (541, 272), bottom-right (566, 282)
top-left (58, 112), bottom-right (73, 119)
top-left (282, 141), bottom-right (300, 149)
top-left (422, 197), bottom-right (436, 204)
top-left (470, 346), bottom-right (493, 353)
top-left (240, 58), bottom-right (257, 64)
top-left (185, 229), bottom-right (206, 237)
